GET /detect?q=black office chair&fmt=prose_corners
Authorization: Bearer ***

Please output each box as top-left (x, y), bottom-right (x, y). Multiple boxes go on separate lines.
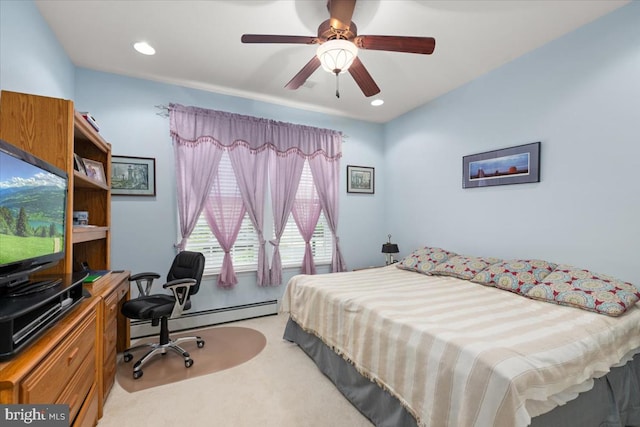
top-left (121, 251), bottom-right (206, 379)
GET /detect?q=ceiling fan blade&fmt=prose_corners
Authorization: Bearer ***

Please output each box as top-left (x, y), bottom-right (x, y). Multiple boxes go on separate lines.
top-left (354, 35), bottom-right (436, 54)
top-left (285, 56), bottom-right (321, 90)
top-left (348, 57), bottom-right (380, 97)
top-left (241, 34), bottom-right (319, 45)
top-left (328, 0), bottom-right (356, 31)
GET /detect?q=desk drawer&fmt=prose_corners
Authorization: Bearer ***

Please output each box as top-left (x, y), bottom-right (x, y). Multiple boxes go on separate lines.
top-left (115, 278), bottom-right (129, 302)
top-left (103, 317), bottom-right (117, 358)
top-left (103, 288), bottom-right (120, 326)
top-left (102, 349), bottom-right (116, 398)
top-left (21, 312), bottom-right (96, 403)
top-left (57, 350), bottom-right (95, 422)
top-left (73, 383), bottom-right (98, 427)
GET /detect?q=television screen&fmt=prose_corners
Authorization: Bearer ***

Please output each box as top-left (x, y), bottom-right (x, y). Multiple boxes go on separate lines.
top-left (0, 139), bottom-right (67, 287)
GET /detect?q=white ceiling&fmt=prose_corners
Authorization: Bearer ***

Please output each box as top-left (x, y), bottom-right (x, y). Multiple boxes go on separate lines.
top-left (35, 0), bottom-right (628, 123)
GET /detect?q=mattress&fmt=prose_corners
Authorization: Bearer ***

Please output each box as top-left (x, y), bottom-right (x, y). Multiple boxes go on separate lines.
top-left (281, 265), bottom-right (640, 427)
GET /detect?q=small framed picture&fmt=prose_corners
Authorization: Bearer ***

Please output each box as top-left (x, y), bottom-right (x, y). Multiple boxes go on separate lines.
top-left (73, 153), bottom-right (87, 175)
top-left (347, 165), bottom-right (375, 194)
top-left (82, 158), bottom-right (106, 184)
top-left (111, 155), bottom-right (156, 196)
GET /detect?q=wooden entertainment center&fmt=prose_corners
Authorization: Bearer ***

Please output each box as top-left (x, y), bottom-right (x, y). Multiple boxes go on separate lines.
top-left (0, 91), bottom-right (130, 426)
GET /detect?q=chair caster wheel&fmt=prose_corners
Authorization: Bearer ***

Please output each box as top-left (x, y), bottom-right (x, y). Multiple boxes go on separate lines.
top-left (123, 353), bottom-right (133, 363)
top-left (185, 359), bottom-right (194, 368)
top-left (197, 340), bottom-right (205, 348)
top-left (133, 370), bottom-right (143, 379)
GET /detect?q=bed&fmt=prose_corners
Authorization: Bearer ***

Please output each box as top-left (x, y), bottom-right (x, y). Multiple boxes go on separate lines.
top-left (280, 261), bottom-right (640, 427)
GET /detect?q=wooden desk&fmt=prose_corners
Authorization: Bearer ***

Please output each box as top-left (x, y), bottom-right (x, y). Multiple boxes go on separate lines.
top-left (83, 270), bottom-right (130, 416)
top-left (0, 270), bottom-right (130, 426)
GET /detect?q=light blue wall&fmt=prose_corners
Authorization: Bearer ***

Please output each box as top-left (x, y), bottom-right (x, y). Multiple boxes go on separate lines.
top-left (385, 1), bottom-right (640, 284)
top-left (0, 0), bottom-right (75, 99)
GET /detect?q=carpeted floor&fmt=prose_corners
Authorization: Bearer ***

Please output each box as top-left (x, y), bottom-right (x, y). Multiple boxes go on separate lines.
top-left (98, 313), bottom-right (373, 427)
top-left (116, 326), bottom-right (267, 392)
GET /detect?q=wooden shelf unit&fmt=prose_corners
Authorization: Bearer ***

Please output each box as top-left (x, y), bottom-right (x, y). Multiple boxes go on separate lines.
top-left (0, 90), bottom-right (112, 274)
top-left (0, 91), bottom-right (128, 425)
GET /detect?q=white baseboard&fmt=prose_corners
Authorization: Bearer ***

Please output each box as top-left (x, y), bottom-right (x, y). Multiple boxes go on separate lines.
top-left (130, 300), bottom-right (279, 339)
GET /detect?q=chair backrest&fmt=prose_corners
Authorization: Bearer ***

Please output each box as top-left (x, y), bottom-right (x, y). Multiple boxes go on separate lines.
top-left (167, 251), bottom-right (205, 297)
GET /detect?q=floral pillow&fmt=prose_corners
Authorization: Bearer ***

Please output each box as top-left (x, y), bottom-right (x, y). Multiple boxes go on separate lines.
top-left (396, 247), bottom-right (456, 275)
top-left (431, 255), bottom-right (502, 280)
top-left (525, 264), bottom-right (640, 317)
top-left (472, 259), bottom-right (558, 295)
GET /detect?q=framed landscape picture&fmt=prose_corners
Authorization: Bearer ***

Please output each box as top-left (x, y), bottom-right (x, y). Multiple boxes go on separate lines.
top-left (111, 155), bottom-right (156, 196)
top-left (462, 142), bottom-right (540, 188)
top-left (347, 165), bottom-right (375, 194)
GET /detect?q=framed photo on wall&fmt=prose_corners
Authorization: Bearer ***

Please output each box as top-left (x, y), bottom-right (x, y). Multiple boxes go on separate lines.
top-left (347, 165), bottom-right (375, 194)
top-left (111, 155), bottom-right (156, 196)
top-left (462, 142), bottom-right (540, 189)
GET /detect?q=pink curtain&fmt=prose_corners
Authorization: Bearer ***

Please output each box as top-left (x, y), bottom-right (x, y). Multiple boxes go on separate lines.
top-left (268, 145), bottom-right (305, 284)
top-left (170, 103), bottom-right (344, 287)
top-left (202, 155), bottom-right (246, 288)
top-left (228, 145), bottom-right (270, 286)
top-left (292, 164), bottom-right (322, 275)
top-left (309, 154), bottom-right (347, 272)
top-left (171, 125), bottom-right (222, 251)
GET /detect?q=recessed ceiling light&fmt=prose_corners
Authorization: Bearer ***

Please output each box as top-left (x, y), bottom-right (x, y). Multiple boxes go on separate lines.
top-left (371, 99), bottom-right (384, 107)
top-left (133, 41), bottom-right (155, 55)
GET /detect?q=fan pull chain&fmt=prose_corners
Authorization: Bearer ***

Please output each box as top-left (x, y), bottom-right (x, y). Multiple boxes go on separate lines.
top-left (335, 72), bottom-right (340, 98)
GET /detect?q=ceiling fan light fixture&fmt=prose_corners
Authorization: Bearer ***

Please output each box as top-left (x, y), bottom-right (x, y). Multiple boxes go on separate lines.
top-left (316, 39), bottom-right (358, 74)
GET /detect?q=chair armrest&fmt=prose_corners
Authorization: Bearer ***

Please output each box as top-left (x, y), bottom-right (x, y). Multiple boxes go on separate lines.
top-left (163, 278), bottom-right (196, 318)
top-left (129, 272), bottom-right (161, 296)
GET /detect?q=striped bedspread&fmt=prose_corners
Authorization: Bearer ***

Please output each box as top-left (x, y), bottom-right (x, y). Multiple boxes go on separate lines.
top-left (280, 265), bottom-right (640, 427)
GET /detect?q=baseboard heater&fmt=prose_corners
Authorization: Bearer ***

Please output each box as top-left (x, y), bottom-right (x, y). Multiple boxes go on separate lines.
top-left (130, 300), bottom-right (279, 339)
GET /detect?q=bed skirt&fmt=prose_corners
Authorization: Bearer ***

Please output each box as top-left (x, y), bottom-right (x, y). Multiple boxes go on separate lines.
top-left (284, 317), bottom-right (640, 427)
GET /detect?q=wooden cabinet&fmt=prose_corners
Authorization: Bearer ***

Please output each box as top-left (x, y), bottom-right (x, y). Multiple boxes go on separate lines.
top-left (0, 297), bottom-right (100, 426)
top-left (0, 91), bottom-right (128, 424)
top-left (0, 90), bottom-right (111, 275)
top-left (0, 275), bottom-right (130, 426)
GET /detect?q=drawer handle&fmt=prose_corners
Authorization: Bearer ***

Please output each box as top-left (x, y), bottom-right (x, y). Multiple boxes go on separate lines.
top-left (67, 347), bottom-right (80, 365)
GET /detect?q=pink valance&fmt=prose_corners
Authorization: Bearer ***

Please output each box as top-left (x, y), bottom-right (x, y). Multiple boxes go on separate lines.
top-left (169, 103), bottom-right (342, 160)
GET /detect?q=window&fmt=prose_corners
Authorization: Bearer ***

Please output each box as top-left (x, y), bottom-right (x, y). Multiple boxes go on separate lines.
top-left (186, 211), bottom-right (330, 275)
top-left (183, 156), bottom-right (331, 276)
top-left (278, 211), bottom-right (332, 267)
top-left (185, 212), bottom-right (258, 276)
top-left (278, 160), bottom-right (332, 267)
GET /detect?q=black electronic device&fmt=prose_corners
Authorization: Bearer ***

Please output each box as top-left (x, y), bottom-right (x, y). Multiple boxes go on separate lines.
top-left (0, 138), bottom-right (68, 294)
top-left (0, 138), bottom-right (78, 360)
top-left (0, 272), bottom-right (88, 360)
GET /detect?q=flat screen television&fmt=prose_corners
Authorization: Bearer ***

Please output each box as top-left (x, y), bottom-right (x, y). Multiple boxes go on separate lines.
top-left (0, 138), bottom-right (68, 293)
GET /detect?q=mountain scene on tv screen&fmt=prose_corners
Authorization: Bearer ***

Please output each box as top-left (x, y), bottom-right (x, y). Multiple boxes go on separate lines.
top-left (0, 170), bottom-right (66, 265)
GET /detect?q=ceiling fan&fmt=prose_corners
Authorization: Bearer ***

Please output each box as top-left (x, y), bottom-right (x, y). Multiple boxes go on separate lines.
top-left (241, 0), bottom-right (436, 98)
